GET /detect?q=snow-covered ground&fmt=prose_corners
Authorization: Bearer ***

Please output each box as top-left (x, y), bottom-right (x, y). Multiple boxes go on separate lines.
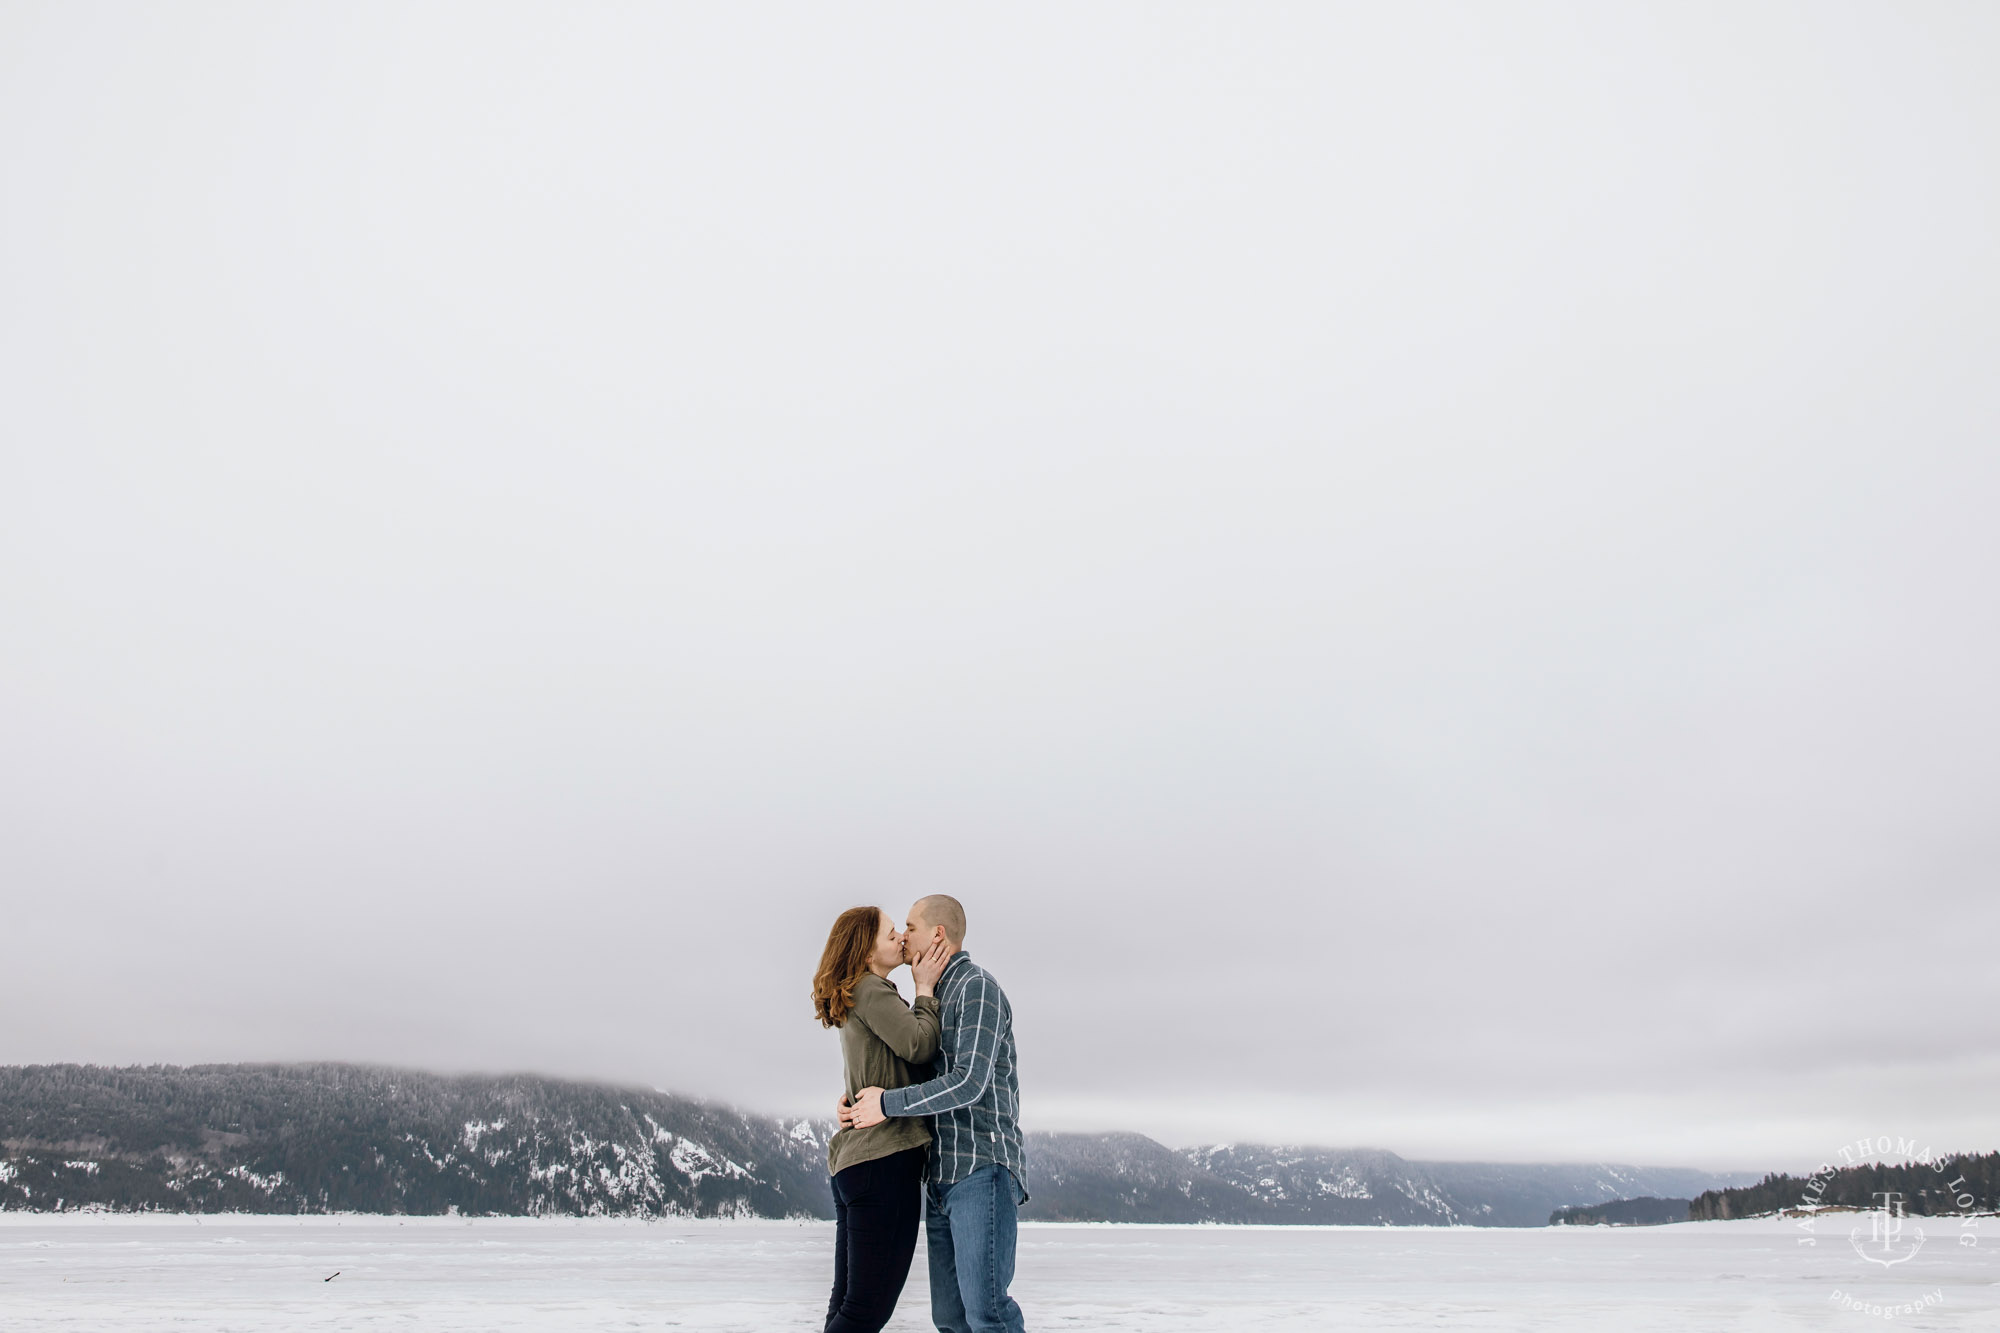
top-left (0, 1212), bottom-right (1993, 1330)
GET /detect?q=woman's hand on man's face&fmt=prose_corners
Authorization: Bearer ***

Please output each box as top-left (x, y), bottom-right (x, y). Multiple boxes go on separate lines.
top-left (911, 937), bottom-right (951, 991)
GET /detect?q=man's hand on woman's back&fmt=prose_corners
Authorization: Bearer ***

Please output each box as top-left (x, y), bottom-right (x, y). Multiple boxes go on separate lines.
top-left (847, 1087), bottom-right (888, 1128)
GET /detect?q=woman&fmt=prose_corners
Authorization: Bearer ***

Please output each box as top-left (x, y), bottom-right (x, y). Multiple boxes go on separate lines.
top-left (813, 906), bottom-right (950, 1333)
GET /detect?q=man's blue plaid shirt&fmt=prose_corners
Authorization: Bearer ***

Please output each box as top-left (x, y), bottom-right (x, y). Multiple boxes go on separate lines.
top-left (881, 951), bottom-right (1027, 1202)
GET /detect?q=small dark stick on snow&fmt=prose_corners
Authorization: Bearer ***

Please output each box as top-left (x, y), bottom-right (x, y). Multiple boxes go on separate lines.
top-left (324, 1271), bottom-right (340, 1282)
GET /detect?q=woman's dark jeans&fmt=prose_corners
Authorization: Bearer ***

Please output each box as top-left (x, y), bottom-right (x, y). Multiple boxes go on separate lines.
top-left (825, 1145), bottom-right (926, 1333)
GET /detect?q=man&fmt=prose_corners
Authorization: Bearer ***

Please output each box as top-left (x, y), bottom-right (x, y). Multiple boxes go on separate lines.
top-left (843, 894), bottom-right (1026, 1333)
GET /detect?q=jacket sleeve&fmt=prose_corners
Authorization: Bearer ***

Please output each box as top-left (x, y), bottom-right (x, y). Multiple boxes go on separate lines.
top-left (880, 973), bottom-right (1000, 1117)
top-left (854, 981), bottom-right (941, 1065)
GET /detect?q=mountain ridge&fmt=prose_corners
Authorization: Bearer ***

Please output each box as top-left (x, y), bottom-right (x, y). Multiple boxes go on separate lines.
top-left (0, 1063), bottom-right (1756, 1225)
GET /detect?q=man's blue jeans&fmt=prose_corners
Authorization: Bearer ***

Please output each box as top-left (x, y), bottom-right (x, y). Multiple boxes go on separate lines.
top-left (924, 1163), bottom-right (1026, 1333)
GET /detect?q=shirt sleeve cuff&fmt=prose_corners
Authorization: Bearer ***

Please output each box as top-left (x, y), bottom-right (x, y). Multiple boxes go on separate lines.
top-left (880, 1087), bottom-right (911, 1117)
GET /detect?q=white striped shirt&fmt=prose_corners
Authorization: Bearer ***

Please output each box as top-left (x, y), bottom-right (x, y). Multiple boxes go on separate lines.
top-left (880, 952), bottom-right (1026, 1201)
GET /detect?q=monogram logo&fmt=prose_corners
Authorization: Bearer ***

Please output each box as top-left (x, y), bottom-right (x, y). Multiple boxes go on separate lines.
top-left (1848, 1192), bottom-right (1926, 1268)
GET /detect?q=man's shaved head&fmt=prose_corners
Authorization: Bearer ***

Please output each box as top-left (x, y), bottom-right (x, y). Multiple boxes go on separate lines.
top-left (909, 894), bottom-right (966, 948)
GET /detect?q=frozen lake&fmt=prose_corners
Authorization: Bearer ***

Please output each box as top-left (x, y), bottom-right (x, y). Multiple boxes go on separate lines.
top-left (0, 1213), bottom-right (1993, 1330)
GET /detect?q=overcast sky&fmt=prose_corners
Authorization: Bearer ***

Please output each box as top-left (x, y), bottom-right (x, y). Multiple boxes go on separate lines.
top-left (3, 3), bottom-right (1996, 1172)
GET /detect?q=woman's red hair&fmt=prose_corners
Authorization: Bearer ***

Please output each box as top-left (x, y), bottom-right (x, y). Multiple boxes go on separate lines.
top-left (813, 906), bottom-right (882, 1028)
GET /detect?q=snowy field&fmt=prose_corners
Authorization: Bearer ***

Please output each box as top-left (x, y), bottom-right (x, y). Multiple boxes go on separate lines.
top-left (1, 1213), bottom-right (1994, 1331)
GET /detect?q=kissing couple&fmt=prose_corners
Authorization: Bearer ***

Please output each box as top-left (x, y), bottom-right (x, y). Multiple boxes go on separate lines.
top-left (811, 894), bottom-right (1027, 1333)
